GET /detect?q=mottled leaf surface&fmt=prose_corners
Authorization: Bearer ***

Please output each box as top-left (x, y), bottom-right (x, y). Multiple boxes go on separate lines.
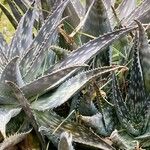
top-left (1, 57), bottom-right (24, 87)
top-left (20, 0), bottom-right (69, 73)
top-left (53, 27), bottom-right (135, 70)
top-left (81, 0), bottom-right (112, 66)
top-left (31, 66), bottom-right (124, 111)
top-left (21, 65), bottom-right (86, 98)
top-left (0, 130), bottom-right (31, 149)
top-left (0, 107), bottom-right (21, 137)
top-left (35, 111), bottom-right (114, 150)
top-left (0, 33), bottom-right (8, 67)
top-left (122, 0), bottom-right (150, 26)
top-left (6, 81), bottom-right (45, 148)
top-left (137, 20), bottom-right (150, 93)
top-left (8, 6), bottom-right (35, 59)
top-left (117, 0), bottom-right (136, 21)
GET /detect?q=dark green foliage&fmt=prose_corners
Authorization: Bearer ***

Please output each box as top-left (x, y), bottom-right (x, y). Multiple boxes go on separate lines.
top-left (0, 0), bottom-right (150, 149)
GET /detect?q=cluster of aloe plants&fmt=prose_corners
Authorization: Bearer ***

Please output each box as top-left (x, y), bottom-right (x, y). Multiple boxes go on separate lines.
top-left (0, 0), bottom-right (150, 149)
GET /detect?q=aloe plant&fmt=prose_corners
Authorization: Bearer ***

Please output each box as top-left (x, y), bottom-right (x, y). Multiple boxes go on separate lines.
top-left (0, 0), bottom-right (150, 150)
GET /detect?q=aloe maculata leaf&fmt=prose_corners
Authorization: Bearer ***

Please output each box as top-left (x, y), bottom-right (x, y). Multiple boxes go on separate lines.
top-left (64, 0), bottom-right (84, 28)
top-left (0, 33), bottom-right (8, 67)
top-left (103, 0), bottom-right (115, 27)
top-left (125, 27), bottom-right (149, 135)
top-left (31, 66), bottom-right (124, 111)
top-left (112, 31), bottom-right (150, 136)
top-left (13, 0), bottom-right (28, 13)
top-left (82, 0), bottom-right (112, 66)
top-left (0, 2), bottom-right (18, 29)
top-left (21, 65), bottom-right (86, 99)
top-left (50, 45), bottom-right (70, 59)
top-left (0, 107), bottom-right (21, 137)
top-left (1, 57), bottom-right (24, 87)
top-left (136, 20), bottom-right (150, 93)
top-left (35, 111), bottom-right (114, 150)
top-left (110, 130), bottom-right (137, 150)
top-left (70, 95), bottom-right (98, 116)
top-left (6, 0), bottom-right (22, 23)
top-left (0, 130), bottom-right (31, 149)
top-left (20, 0), bottom-right (69, 73)
top-left (117, 0), bottom-right (136, 21)
top-left (0, 95), bottom-right (18, 105)
top-left (112, 73), bottom-right (138, 135)
top-left (58, 132), bottom-right (74, 150)
top-left (6, 81), bottom-right (46, 149)
top-left (79, 109), bottom-right (115, 136)
top-left (8, 6), bottom-right (35, 59)
top-left (122, 0), bottom-right (150, 26)
top-left (52, 27), bottom-right (136, 71)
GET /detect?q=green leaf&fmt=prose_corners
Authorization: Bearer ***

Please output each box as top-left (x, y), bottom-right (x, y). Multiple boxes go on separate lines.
top-left (110, 130), bottom-right (137, 150)
top-left (8, 5), bottom-right (35, 59)
top-left (1, 57), bottom-right (24, 87)
top-left (6, 0), bottom-right (22, 22)
top-left (117, 0), bottom-right (136, 21)
top-left (81, 0), bottom-right (112, 66)
top-left (0, 106), bottom-right (21, 137)
top-left (20, 0), bottom-right (70, 77)
top-left (21, 65), bottom-right (86, 98)
top-left (52, 27), bottom-right (136, 71)
top-left (0, 130), bottom-right (31, 149)
top-left (0, 2), bottom-right (18, 29)
top-left (35, 111), bottom-right (114, 150)
top-left (136, 20), bottom-right (150, 93)
top-left (6, 81), bottom-right (46, 149)
top-left (122, 0), bottom-right (150, 26)
top-left (31, 66), bottom-right (124, 111)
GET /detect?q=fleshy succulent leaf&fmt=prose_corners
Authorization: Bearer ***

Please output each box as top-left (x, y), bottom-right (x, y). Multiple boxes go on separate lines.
top-left (8, 5), bottom-right (35, 59)
top-left (58, 131), bottom-right (74, 150)
top-left (35, 111), bottom-right (114, 150)
top-left (81, 0), bottom-right (112, 66)
top-left (0, 33), bottom-right (8, 67)
top-left (20, 0), bottom-right (70, 75)
top-left (117, 0), bottom-right (136, 21)
top-left (0, 130), bottom-right (31, 149)
top-left (6, 81), bottom-right (46, 149)
top-left (0, 107), bottom-right (21, 137)
top-left (6, 0), bottom-right (22, 23)
top-left (52, 27), bottom-right (136, 71)
top-left (136, 20), bottom-right (150, 93)
top-left (21, 65), bottom-right (87, 99)
top-left (122, 0), bottom-right (150, 26)
top-left (0, 2), bottom-right (18, 29)
top-left (31, 66), bottom-right (124, 111)
top-left (110, 129), bottom-right (137, 150)
top-left (1, 57), bottom-right (24, 87)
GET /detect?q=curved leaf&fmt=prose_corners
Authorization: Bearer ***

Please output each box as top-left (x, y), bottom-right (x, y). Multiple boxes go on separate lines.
top-left (52, 27), bottom-right (136, 71)
top-left (20, 0), bottom-right (70, 74)
top-left (0, 2), bottom-right (18, 29)
top-left (8, 5), bottom-right (35, 59)
top-left (0, 107), bottom-right (21, 137)
top-left (0, 130), bottom-right (31, 149)
top-left (6, 0), bottom-right (22, 22)
top-left (35, 111), bottom-right (114, 150)
top-left (6, 81), bottom-right (45, 149)
top-left (122, 0), bottom-right (150, 26)
top-left (117, 0), bottom-right (136, 21)
top-left (21, 65), bottom-right (86, 98)
top-left (1, 57), bottom-right (24, 87)
top-left (31, 66), bottom-right (124, 111)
